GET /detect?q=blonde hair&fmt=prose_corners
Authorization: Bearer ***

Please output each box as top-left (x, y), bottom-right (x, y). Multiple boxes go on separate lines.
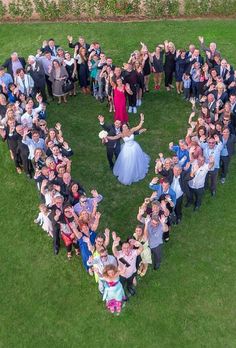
top-left (168, 42), bottom-right (176, 52)
top-left (216, 82), bottom-right (225, 91)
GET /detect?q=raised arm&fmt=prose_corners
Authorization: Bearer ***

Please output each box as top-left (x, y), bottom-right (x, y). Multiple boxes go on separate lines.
top-left (107, 133), bottom-right (122, 140)
top-left (130, 113), bottom-right (145, 133)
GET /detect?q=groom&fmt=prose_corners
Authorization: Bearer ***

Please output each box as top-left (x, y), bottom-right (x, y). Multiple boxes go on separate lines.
top-left (98, 115), bottom-right (121, 170)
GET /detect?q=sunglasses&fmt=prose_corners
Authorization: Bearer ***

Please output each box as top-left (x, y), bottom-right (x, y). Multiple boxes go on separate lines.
top-left (39, 124), bottom-right (46, 127)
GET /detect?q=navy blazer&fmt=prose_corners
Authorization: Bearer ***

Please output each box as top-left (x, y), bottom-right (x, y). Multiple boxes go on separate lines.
top-left (3, 57), bottom-right (26, 78)
top-left (41, 45), bottom-right (59, 56)
top-left (220, 134), bottom-right (236, 156)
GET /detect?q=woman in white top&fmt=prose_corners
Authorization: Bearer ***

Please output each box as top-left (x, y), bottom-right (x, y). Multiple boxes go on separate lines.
top-left (14, 68), bottom-right (34, 97)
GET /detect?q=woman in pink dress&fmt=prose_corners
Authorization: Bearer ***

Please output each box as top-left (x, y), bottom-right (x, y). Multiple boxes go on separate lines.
top-left (113, 78), bottom-right (132, 124)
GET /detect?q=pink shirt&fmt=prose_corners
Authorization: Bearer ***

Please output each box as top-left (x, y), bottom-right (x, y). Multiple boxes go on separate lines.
top-left (117, 249), bottom-right (138, 278)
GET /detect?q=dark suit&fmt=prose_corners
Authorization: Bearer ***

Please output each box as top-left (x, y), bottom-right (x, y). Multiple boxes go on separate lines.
top-left (207, 100), bottom-right (217, 122)
top-left (220, 134), bottom-right (236, 178)
top-left (3, 57), bottom-right (26, 78)
top-left (27, 61), bottom-right (47, 101)
top-left (49, 204), bottom-right (63, 253)
top-left (230, 103), bottom-right (236, 130)
top-left (169, 170), bottom-right (192, 221)
top-left (185, 54), bottom-right (204, 73)
top-left (68, 42), bottom-right (90, 55)
top-left (100, 123), bottom-right (121, 169)
top-left (41, 45), bottom-right (59, 56)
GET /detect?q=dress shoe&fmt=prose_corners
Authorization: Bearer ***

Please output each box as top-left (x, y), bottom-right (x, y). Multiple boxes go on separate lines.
top-left (185, 202), bottom-right (192, 208)
top-left (54, 248), bottom-right (59, 255)
top-left (193, 205), bottom-right (200, 212)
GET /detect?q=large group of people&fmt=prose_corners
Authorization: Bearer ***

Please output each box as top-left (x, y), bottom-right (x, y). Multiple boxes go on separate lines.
top-left (0, 33), bottom-right (236, 315)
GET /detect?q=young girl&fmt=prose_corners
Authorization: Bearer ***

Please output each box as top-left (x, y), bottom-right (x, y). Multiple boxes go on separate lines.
top-left (102, 264), bottom-right (126, 315)
top-left (34, 203), bottom-right (53, 237)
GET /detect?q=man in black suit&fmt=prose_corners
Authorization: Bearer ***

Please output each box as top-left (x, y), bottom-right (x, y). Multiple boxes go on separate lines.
top-left (27, 55), bottom-right (47, 102)
top-left (2, 52), bottom-right (26, 78)
top-left (49, 195), bottom-right (64, 255)
top-left (169, 164), bottom-right (193, 223)
top-left (207, 93), bottom-right (217, 122)
top-left (41, 38), bottom-right (59, 56)
top-left (185, 48), bottom-right (204, 74)
top-left (220, 127), bottom-right (236, 183)
top-left (228, 94), bottom-right (236, 130)
top-left (98, 115), bottom-right (121, 170)
top-left (67, 35), bottom-right (90, 55)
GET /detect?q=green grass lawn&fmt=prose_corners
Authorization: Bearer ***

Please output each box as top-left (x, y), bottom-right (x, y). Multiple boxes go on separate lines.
top-left (0, 20), bottom-right (236, 348)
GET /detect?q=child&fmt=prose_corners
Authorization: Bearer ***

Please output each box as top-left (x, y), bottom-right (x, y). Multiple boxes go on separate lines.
top-left (182, 73), bottom-right (191, 100)
top-left (102, 264), bottom-right (126, 315)
top-left (34, 203), bottom-right (53, 237)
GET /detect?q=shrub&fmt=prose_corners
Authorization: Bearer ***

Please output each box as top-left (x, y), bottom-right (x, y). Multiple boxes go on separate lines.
top-left (8, 0), bottom-right (33, 19)
top-left (144, 0), bottom-right (179, 18)
top-left (0, 0), bottom-right (6, 18)
top-left (34, 0), bottom-right (60, 20)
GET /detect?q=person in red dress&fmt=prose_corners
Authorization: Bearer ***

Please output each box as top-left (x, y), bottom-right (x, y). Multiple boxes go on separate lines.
top-left (112, 78), bottom-right (132, 124)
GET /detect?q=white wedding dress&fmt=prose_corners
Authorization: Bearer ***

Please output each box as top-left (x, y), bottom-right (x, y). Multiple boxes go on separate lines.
top-left (113, 134), bottom-right (150, 185)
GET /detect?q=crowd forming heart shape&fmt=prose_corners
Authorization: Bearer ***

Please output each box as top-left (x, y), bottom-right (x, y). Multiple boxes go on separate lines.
top-left (0, 34), bottom-right (235, 315)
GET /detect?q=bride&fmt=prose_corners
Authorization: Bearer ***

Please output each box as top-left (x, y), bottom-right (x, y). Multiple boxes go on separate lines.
top-left (107, 113), bottom-right (150, 185)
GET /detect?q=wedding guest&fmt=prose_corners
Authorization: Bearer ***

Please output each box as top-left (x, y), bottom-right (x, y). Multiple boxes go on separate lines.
top-left (112, 235), bottom-right (143, 297)
top-left (27, 55), bottom-right (47, 102)
top-left (34, 203), bottom-right (53, 237)
top-left (151, 45), bottom-right (164, 90)
top-left (49, 59), bottom-right (68, 104)
top-left (74, 190), bottom-right (103, 215)
top-left (102, 264), bottom-right (126, 315)
top-left (3, 52), bottom-right (26, 78)
top-left (144, 215), bottom-right (168, 270)
top-left (164, 41), bottom-right (176, 91)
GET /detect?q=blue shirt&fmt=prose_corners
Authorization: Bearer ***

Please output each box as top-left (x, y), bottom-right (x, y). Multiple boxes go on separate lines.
top-left (147, 222), bottom-right (163, 249)
top-left (171, 145), bottom-right (190, 168)
top-left (200, 142), bottom-right (223, 170)
top-left (221, 138), bottom-right (229, 157)
top-left (149, 183), bottom-right (176, 206)
top-left (0, 73), bottom-right (13, 89)
top-left (78, 231), bottom-right (96, 270)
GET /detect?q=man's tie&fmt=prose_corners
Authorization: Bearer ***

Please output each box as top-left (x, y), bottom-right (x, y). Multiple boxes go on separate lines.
top-left (22, 78), bottom-right (27, 95)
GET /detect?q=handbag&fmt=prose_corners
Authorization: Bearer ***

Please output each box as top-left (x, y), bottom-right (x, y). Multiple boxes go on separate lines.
top-left (62, 78), bottom-right (74, 93)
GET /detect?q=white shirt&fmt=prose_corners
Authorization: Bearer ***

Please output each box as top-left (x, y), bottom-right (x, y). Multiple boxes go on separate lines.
top-left (21, 112), bottom-right (34, 129)
top-left (171, 176), bottom-right (183, 199)
top-left (188, 163), bottom-right (209, 189)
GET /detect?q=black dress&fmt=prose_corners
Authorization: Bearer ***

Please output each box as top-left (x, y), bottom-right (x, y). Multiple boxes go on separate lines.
top-left (77, 61), bottom-right (89, 88)
top-left (164, 51), bottom-right (176, 87)
top-left (143, 57), bottom-right (151, 76)
top-left (65, 59), bottom-right (77, 82)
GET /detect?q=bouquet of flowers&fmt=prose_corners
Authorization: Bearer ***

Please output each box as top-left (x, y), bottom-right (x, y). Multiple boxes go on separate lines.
top-left (98, 130), bottom-right (108, 144)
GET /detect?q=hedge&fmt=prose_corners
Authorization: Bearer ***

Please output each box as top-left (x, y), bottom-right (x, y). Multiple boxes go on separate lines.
top-left (0, 0), bottom-right (236, 20)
